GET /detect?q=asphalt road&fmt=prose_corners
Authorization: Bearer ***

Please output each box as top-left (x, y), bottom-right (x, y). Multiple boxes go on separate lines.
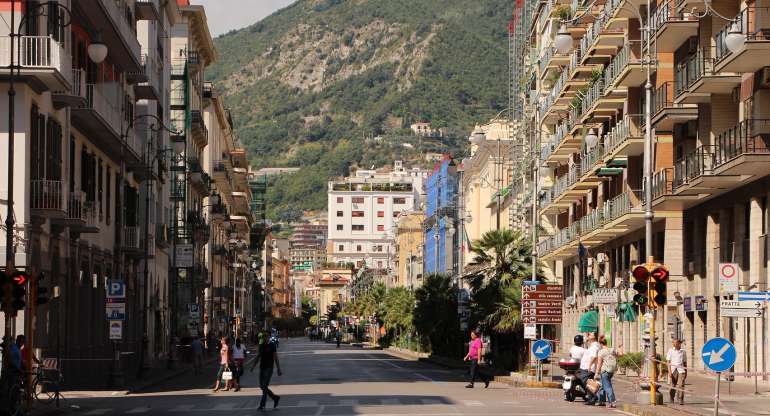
top-left (48, 339), bottom-right (636, 415)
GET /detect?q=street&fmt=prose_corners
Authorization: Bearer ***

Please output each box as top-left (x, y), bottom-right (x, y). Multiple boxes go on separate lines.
top-left (44, 339), bottom-right (634, 416)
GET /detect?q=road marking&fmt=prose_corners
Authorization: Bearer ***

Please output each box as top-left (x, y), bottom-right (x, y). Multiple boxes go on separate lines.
top-left (313, 405), bottom-right (325, 416)
top-left (421, 398), bottom-right (442, 405)
top-left (169, 404), bottom-right (195, 412)
top-left (83, 410), bottom-right (112, 415)
top-left (462, 400), bottom-right (485, 406)
top-left (339, 399), bottom-right (358, 406)
top-left (381, 398), bottom-right (401, 405)
top-left (374, 356), bottom-right (436, 382)
top-left (298, 400), bottom-right (319, 407)
top-left (125, 407), bottom-right (150, 414)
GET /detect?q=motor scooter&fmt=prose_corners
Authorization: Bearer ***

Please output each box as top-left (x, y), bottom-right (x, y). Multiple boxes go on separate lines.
top-left (559, 358), bottom-right (586, 402)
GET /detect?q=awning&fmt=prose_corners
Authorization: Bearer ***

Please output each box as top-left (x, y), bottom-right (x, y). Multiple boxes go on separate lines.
top-left (577, 310), bottom-right (599, 333)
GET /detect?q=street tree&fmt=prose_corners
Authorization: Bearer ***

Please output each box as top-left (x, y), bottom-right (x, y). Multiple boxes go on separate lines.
top-left (413, 273), bottom-right (463, 356)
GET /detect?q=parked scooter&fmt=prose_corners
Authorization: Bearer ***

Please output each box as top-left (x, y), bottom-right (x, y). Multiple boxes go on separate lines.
top-left (559, 358), bottom-right (586, 402)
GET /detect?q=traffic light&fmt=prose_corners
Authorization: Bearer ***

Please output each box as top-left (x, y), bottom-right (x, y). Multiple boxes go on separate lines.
top-left (35, 272), bottom-right (49, 306)
top-left (631, 264), bottom-right (649, 306)
top-left (10, 271), bottom-right (28, 313)
top-left (0, 271), bottom-right (10, 313)
top-left (650, 265), bottom-right (669, 307)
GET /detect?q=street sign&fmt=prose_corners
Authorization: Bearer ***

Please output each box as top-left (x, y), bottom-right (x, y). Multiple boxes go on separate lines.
top-left (702, 337), bottom-right (736, 373)
top-left (532, 339), bottom-right (551, 360)
top-left (188, 303), bottom-right (201, 319)
top-left (720, 299), bottom-right (763, 309)
top-left (524, 324), bottom-right (537, 340)
top-left (721, 308), bottom-right (763, 318)
top-left (521, 284), bottom-right (563, 293)
top-left (105, 304), bottom-right (126, 320)
top-left (521, 307), bottom-right (561, 316)
top-left (592, 288), bottom-right (619, 304)
top-left (520, 300), bottom-right (563, 308)
top-left (719, 263), bottom-right (739, 294)
top-left (521, 292), bottom-right (563, 300)
top-left (109, 321), bottom-right (123, 340)
top-left (106, 280), bottom-right (126, 299)
top-left (522, 315), bottom-right (561, 324)
top-left (737, 291), bottom-right (770, 302)
top-left (175, 244), bottom-right (194, 268)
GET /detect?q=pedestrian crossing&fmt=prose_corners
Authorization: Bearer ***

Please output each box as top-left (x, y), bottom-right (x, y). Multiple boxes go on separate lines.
top-left (80, 397), bottom-right (526, 414)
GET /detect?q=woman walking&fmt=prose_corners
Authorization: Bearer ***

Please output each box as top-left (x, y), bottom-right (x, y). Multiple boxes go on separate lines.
top-left (594, 335), bottom-right (620, 408)
top-left (212, 337), bottom-right (232, 392)
top-left (232, 338), bottom-right (245, 391)
top-left (463, 330), bottom-right (490, 388)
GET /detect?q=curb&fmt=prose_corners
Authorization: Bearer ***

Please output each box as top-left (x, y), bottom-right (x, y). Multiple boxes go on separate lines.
top-left (493, 376), bottom-right (561, 389)
top-left (616, 403), bottom-right (699, 416)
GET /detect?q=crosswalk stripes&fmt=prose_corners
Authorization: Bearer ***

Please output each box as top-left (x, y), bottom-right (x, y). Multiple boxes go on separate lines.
top-left (462, 400), bottom-right (484, 407)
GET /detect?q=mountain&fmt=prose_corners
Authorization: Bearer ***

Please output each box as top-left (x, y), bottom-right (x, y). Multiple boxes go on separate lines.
top-left (208, 0), bottom-right (512, 221)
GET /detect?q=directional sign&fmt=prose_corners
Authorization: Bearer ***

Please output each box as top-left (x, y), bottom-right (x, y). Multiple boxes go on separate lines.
top-left (521, 308), bottom-right (561, 317)
top-left (592, 288), bottom-right (619, 304)
top-left (737, 291), bottom-right (770, 302)
top-left (521, 284), bottom-right (563, 293)
top-left (521, 292), bottom-right (563, 300)
top-left (722, 308), bottom-right (764, 318)
top-left (532, 340), bottom-right (552, 360)
top-left (521, 300), bottom-right (563, 308)
top-left (702, 337), bottom-right (736, 372)
top-left (522, 315), bottom-right (562, 324)
top-left (719, 263), bottom-right (739, 294)
top-left (720, 299), bottom-right (763, 309)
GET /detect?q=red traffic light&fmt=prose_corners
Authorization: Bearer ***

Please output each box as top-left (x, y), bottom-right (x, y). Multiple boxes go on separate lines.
top-left (651, 267), bottom-right (669, 281)
top-left (632, 265), bottom-right (650, 282)
top-left (10, 271), bottom-right (28, 286)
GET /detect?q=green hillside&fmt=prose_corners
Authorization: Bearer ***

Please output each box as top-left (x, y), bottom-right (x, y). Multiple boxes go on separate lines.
top-left (208, 0), bottom-right (511, 220)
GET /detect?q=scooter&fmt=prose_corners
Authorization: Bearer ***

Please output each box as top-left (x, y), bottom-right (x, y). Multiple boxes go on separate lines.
top-left (559, 358), bottom-right (586, 402)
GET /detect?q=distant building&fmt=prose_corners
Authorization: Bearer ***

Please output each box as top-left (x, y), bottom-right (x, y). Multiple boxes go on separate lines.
top-left (255, 167), bottom-right (301, 176)
top-left (327, 161), bottom-right (429, 270)
top-left (318, 268), bottom-right (354, 321)
top-left (423, 157), bottom-right (459, 275)
top-left (395, 212), bottom-right (425, 288)
top-left (290, 223), bottom-right (327, 271)
top-left (410, 122), bottom-right (444, 138)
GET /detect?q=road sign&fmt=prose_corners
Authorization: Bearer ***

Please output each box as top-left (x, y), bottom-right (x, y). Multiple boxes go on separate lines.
top-left (737, 291), bottom-right (770, 302)
top-left (722, 308), bottom-right (763, 318)
top-left (175, 244), bottom-right (194, 268)
top-left (521, 307), bottom-right (561, 317)
top-left (521, 284), bottom-right (563, 293)
top-left (524, 324), bottom-right (537, 340)
top-left (702, 337), bottom-right (736, 373)
top-left (720, 299), bottom-right (763, 309)
top-left (532, 339), bottom-right (551, 360)
top-left (105, 304), bottom-right (126, 320)
top-left (592, 288), bottom-right (619, 304)
top-left (188, 303), bottom-right (201, 319)
top-left (106, 280), bottom-right (126, 299)
top-left (521, 292), bottom-right (563, 300)
top-left (520, 300), bottom-right (563, 308)
top-left (109, 321), bottom-right (123, 340)
top-left (522, 315), bottom-right (562, 324)
top-left (719, 263), bottom-right (739, 294)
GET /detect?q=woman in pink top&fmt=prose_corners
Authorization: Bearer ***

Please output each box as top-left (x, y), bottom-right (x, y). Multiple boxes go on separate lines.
top-left (463, 330), bottom-right (491, 388)
top-left (213, 337), bottom-right (232, 392)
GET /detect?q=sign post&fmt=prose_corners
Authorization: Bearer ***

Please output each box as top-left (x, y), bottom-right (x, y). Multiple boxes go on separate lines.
top-left (702, 337), bottom-right (736, 416)
top-left (532, 339), bottom-right (551, 382)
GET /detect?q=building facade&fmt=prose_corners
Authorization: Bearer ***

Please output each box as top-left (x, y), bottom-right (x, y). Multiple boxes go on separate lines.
top-left (423, 157), bottom-right (459, 275)
top-left (394, 212), bottom-right (424, 288)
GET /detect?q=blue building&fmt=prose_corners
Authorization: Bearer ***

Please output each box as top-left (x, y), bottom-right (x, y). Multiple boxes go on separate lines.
top-left (423, 156), bottom-right (458, 275)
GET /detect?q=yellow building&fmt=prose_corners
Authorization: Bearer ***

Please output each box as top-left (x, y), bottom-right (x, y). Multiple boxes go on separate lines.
top-left (394, 212), bottom-right (425, 288)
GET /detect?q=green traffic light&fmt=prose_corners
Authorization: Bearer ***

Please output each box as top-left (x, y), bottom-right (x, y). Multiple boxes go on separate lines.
top-left (633, 294), bottom-right (648, 305)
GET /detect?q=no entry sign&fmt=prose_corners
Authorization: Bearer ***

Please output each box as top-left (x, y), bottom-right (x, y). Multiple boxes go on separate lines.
top-left (719, 263), bottom-right (739, 294)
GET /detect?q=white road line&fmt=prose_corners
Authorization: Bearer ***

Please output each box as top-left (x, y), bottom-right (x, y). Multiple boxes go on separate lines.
top-left (125, 407), bottom-right (151, 414)
top-left (169, 404), bottom-right (195, 412)
top-left (461, 400), bottom-right (485, 406)
top-left (375, 356), bottom-right (436, 382)
top-left (83, 410), bottom-right (112, 416)
top-left (313, 405), bottom-right (325, 416)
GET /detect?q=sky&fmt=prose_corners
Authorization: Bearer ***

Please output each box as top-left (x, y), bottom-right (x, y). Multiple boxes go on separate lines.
top-left (191, 0), bottom-right (297, 37)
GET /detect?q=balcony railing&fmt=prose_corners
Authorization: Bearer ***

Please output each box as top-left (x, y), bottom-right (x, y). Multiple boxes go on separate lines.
top-left (651, 1), bottom-right (687, 33)
top-left (673, 145), bottom-right (716, 188)
top-left (122, 226), bottom-right (141, 250)
top-left (66, 191), bottom-right (98, 227)
top-left (84, 83), bottom-right (123, 136)
top-left (715, 7), bottom-right (770, 63)
top-left (580, 78), bottom-right (605, 119)
top-left (30, 179), bottom-right (63, 211)
top-left (651, 168), bottom-right (674, 199)
top-left (652, 81), bottom-right (675, 116)
top-left (0, 35), bottom-right (72, 85)
top-left (603, 41), bottom-right (642, 90)
top-left (674, 48), bottom-right (710, 96)
top-left (714, 118), bottom-right (770, 168)
top-left (580, 144), bottom-right (605, 174)
top-left (603, 115), bottom-right (641, 153)
top-left (550, 164), bottom-right (581, 201)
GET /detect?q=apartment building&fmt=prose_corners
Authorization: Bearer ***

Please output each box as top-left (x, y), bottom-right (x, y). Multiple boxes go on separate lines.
top-left (520, 0), bottom-right (770, 378)
top-left (423, 156), bottom-right (459, 275)
top-left (394, 212), bottom-right (424, 288)
top-left (289, 223), bottom-right (327, 271)
top-left (326, 161), bottom-right (428, 271)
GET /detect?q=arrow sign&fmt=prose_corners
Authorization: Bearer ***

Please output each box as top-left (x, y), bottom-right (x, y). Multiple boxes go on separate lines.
top-left (532, 339), bottom-right (551, 360)
top-left (702, 337), bottom-right (736, 372)
top-left (737, 291), bottom-right (770, 302)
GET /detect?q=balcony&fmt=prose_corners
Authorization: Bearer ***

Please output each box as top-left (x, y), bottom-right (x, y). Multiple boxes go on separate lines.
top-left (603, 41), bottom-right (645, 91)
top-left (30, 179), bottom-right (65, 218)
top-left (171, 177), bottom-right (186, 200)
top-left (61, 191), bottom-right (98, 233)
top-left (189, 171), bottom-right (211, 197)
top-left (674, 48), bottom-right (740, 103)
top-left (135, 0), bottom-right (160, 21)
top-left (0, 36), bottom-right (72, 93)
top-left (714, 7), bottom-right (770, 73)
top-left (134, 52), bottom-right (162, 100)
top-left (579, 78), bottom-right (625, 125)
top-left (713, 118), bottom-right (770, 177)
top-left (539, 164), bottom-right (590, 213)
top-left (122, 226), bottom-right (144, 256)
top-left (651, 0), bottom-right (699, 52)
top-left (651, 81), bottom-right (697, 130)
top-left (651, 167), bottom-right (700, 210)
top-left (52, 68), bottom-right (86, 109)
top-left (231, 148), bottom-right (248, 168)
top-left (672, 145), bottom-right (725, 195)
top-left (75, 0), bottom-right (142, 72)
top-left (580, 11), bottom-right (625, 65)
top-left (602, 115), bottom-right (644, 161)
top-left (190, 110), bottom-right (208, 148)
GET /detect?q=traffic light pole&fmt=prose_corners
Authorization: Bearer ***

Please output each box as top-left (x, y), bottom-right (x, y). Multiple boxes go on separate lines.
top-left (647, 257), bottom-right (656, 406)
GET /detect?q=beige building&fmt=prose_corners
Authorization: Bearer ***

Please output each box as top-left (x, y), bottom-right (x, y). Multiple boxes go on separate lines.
top-left (394, 212), bottom-right (425, 288)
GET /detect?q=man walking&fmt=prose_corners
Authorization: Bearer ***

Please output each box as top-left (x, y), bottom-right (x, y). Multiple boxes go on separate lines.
top-left (463, 330), bottom-right (490, 388)
top-left (251, 331), bottom-right (282, 411)
top-left (666, 338), bottom-right (687, 405)
top-left (190, 336), bottom-right (203, 375)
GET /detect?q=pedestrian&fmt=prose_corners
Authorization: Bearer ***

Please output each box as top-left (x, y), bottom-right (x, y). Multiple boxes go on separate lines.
top-left (190, 335), bottom-right (204, 375)
top-left (578, 333), bottom-right (600, 405)
top-left (593, 335), bottom-right (620, 408)
top-left (335, 328), bottom-right (341, 348)
top-left (666, 338), bottom-right (687, 405)
top-left (250, 331), bottom-right (282, 411)
top-left (463, 329), bottom-right (490, 388)
top-left (231, 338), bottom-right (245, 391)
top-left (212, 337), bottom-right (232, 392)
top-left (16, 335), bottom-right (40, 371)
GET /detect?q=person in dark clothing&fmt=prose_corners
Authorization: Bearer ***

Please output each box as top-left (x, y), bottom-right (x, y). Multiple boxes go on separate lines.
top-left (250, 331), bottom-right (282, 411)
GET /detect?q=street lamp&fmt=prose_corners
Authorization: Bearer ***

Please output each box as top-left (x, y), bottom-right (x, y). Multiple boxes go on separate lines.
top-left (725, 21), bottom-right (746, 53)
top-left (554, 25), bottom-right (572, 54)
top-left (584, 128), bottom-right (599, 148)
top-left (87, 31), bottom-right (109, 64)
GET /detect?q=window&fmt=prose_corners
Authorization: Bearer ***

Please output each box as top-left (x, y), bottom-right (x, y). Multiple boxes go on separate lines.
top-left (377, 211), bottom-right (384, 218)
top-left (352, 197), bottom-right (365, 204)
top-left (352, 224), bottom-right (364, 231)
top-left (356, 245), bottom-right (362, 252)
top-left (336, 197), bottom-right (343, 203)
top-left (393, 197), bottom-right (406, 204)
top-left (377, 197), bottom-right (384, 204)
top-left (377, 261), bottom-right (383, 268)
top-left (377, 225), bottom-right (385, 231)
top-left (336, 211), bottom-right (343, 217)
top-left (352, 211), bottom-right (364, 217)
top-left (336, 224), bottom-right (343, 231)
top-left (338, 245), bottom-right (344, 251)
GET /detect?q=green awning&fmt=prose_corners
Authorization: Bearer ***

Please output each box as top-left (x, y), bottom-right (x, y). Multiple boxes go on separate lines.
top-left (577, 310), bottom-right (599, 333)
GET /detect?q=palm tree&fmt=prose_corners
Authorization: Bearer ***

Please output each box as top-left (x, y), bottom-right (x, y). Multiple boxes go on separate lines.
top-left (413, 273), bottom-right (463, 356)
top-left (464, 228), bottom-right (538, 334)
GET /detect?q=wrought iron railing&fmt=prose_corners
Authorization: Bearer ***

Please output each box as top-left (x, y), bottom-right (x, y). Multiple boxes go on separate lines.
top-left (651, 168), bottom-right (674, 199)
top-left (715, 7), bottom-right (770, 62)
top-left (714, 118), bottom-right (770, 168)
top-left (30, 179), bottom-right (63, 211)
top-left (673, 145), bottom-right (716, 188)
top-left (674, 48), bottom-right (711, 97)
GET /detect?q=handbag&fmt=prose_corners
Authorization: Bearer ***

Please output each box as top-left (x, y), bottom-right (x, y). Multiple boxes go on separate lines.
top-left (586, 378), bottom-right (601, 394)
top-left (222, 366), bottom-right (233, 381)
